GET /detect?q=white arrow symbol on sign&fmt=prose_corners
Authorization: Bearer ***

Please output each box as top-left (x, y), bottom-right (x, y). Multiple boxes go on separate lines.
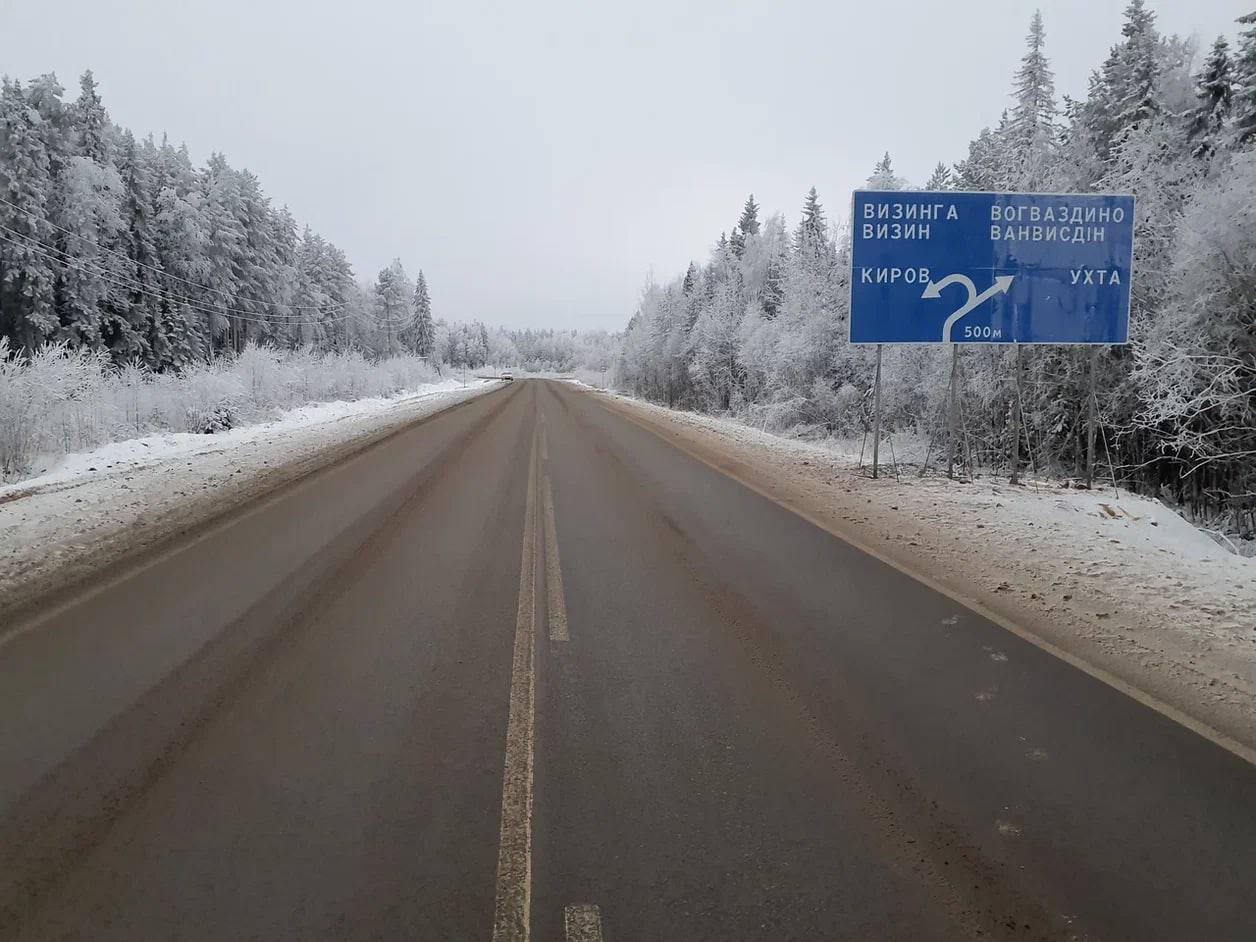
top-left (921, 274), bottom-right (1015, 342)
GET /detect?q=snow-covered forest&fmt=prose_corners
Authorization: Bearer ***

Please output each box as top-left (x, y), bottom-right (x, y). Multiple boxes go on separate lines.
top-left (0, 70), bottom-right (547, 479)
top-left (0, 68), bottom-right (538, 372)
top-left (617, 2), bottom-right (1256, 535)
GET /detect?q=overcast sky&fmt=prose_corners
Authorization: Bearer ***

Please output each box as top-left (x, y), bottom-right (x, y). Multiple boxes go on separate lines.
top-left (3, 0), bottom-right (1250, 330)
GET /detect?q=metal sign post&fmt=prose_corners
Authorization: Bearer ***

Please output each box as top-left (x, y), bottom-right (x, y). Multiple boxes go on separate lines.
top-left (1011, 344), bottom-right (1023, 485)
top-left (871, 344), bottom-right (883, 479)
top-left (849, 189), bottom-right (1134, 483)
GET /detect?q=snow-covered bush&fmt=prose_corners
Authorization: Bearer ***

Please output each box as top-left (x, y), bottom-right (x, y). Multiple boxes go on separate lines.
top-left (0, 342), bottom-right (449, 481)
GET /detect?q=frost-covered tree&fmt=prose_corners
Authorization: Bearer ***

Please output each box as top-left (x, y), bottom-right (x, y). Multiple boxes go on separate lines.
top-left (1188, 36), bottom-right (1234, 157)
top-left (1005, 11), bottom-right (1058, 188)
top-left (865, 152), bottom-right (906, 191)
top-left (924, 162), bottom-right (953, 190)
top-left (0, 78), bottom-right (57, 350)
top-left (954, 125), bottom-right (1009, 191)
top-left (737, 194), bottom-right (760, 236)
top-left (1131, 150), bottom-right (1256, 501)
top-left (74, 70), bottom-right (109, 163)
top-left (1231, 12), bottom-right (1256, 145)
top-left (1085, 0), bottom-right (1162, 161)
top-left (373, 258), bottom-right (412, 356)
top-left (412, 270), bottom-right (435, 359)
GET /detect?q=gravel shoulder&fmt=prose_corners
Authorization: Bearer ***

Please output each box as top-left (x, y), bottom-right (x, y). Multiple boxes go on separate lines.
top-left (597, 389), bottom-right (1256, 757)
top-left (0, 382), bottom-right (502, 626)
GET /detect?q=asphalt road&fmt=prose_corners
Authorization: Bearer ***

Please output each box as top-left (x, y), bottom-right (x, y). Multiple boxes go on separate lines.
top-left (1, 379), bottom-right (1253, 941)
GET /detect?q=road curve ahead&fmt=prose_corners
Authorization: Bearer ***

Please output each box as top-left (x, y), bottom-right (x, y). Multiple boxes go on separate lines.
top-left (1, 379), bottom-right (1253, 941)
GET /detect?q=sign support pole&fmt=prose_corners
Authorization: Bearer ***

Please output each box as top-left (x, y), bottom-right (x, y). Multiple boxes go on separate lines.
top-left (946, 345), bottom-right (959, 480)
top-left (1085, 346), bottom-right (1099, 488)
top-left (1010, 344), bottom-right (1023, 485)
top-left (871, 344), bottom-right (883, 479)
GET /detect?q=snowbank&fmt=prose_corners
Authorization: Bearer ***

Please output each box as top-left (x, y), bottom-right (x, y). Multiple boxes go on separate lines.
top-left (600, 391), bottom-right (1256, 753)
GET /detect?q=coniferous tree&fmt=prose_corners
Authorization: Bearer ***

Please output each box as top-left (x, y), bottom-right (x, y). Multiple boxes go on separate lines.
top-left (0, 78), bottom-right (57, 349)
top-left (737, 194), bottom-right (760, 236)
top-left (1189, 36), bottom-right (1234, 156)
top-left (1006, 11), bottom-right (1058, 187)
top-left (796, 187), bottom-right (827, 254)
top-left (413, 270), bottom-right (435, 359)
top-left (75, 70), bottom-right (109, 163)
top-left (1231, 12), bottom-right (1256, 145)
top-left (373, 258), bottom-right (411, 356)
top-left (116, 131), bottom-right (166, 366)
top-left (1085, 0), bottom-right (1161, 161)
top-left (865, 152), bottom-right (906, 190)
top-left (955, 124), bottom-right (1009, 190)
top-left (924, 162), bottom-right (953, 190)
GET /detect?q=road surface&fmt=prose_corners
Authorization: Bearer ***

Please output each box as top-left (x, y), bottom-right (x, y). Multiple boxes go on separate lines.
top-left (1, 380), bottom-right (1253, 940)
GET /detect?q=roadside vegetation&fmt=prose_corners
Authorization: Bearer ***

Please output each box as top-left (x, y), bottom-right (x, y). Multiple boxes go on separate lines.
top-left (614, 3), bottom-right (1256, 542)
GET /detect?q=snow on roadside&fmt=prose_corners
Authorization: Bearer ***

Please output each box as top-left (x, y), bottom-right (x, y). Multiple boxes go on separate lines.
top-left (599, 390), bottom-right (1256, 749)
top-left (0, 380), bottom-right (500, 618)
top-left (1, 378), bottom-right (472, 500)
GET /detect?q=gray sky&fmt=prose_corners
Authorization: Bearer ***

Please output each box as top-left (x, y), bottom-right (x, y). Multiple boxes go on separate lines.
top-left (3, 0), bottom-right (1250, 330)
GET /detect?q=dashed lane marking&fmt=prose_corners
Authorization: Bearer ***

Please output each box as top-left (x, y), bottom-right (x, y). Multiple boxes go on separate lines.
top-left (541, 432), bottom-right (570, 643)
top-left (564, 903), bottom-right (605, 941)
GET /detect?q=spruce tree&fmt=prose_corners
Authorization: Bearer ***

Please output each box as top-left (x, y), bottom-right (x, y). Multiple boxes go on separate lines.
top-left (413, 271), bottom-right (435, 359)
top-left (75, 70), bottom-right (109, 163)
top-left (924, 162), bottom-right (953, 190)
top-left (865, 152), bottom-right (905, 190)
top-left (118, 131), bottom-right (166, 366)
top-left (799, 187), bottom-right (826, 241)
top-left (682, 262), bottom-right (698, 295)
top-left (1188, 36), bottom-right (1234, 156)
top-left (737, 194), bottom-right (760, 236)
top-left (1006, 11), bottom-right (1058, 187)
top-left (0, 78), bottom-right (57, 349)
top-left (1085, 0), bottom-right (1161, 160)
top-left (1231, 13), bottom-right (1256, 145)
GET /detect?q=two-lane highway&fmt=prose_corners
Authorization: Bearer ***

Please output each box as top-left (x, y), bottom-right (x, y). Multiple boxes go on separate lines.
top-left (2, 380), bottom-right (1254, 940)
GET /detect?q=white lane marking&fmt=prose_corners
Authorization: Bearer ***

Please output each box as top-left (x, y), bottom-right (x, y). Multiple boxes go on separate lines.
top-left (542, 453), bottom-right (570, 643)
top-left (492, 424), bottom-right (540, 942)
top-left (564, 904), bottom-right (604, 941)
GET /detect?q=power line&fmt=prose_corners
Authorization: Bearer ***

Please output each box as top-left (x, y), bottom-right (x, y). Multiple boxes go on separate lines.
top-left (0, 193), bottom-right (351, 316)
top-left (0, 231), bottom-right (358, 329)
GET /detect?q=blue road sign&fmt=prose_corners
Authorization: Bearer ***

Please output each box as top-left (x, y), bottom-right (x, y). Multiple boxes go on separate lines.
top-left (849, 190), bottom-right (1134, 344)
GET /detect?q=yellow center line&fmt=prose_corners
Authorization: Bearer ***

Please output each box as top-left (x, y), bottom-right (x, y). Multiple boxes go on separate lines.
top-left (491, 421), bottom-right (540, 942)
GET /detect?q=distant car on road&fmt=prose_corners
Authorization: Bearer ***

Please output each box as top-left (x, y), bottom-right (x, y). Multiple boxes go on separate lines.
top-left (501, 370), bottom-right (514, 381)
